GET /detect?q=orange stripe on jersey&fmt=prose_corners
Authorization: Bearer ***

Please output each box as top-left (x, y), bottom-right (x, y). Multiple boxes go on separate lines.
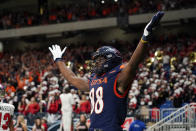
top-left (113, 73), bottom-right (129, 98)
top-left (109, 70), bottom-right (116, 74)
top-left (120, 64), bottom-right (125, 69)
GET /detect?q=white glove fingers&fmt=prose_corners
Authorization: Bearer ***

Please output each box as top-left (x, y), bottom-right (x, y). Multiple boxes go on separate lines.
top-left (62, 47), bottom-right (67, 54)
top-left (48, 44), bottom-right (66, 61)
top-left (49, 47), bottom-right (53, 53)
top-left (55, 44), bottom-right (61, 51)
top-left (52, 45), bottom-right (56, 50)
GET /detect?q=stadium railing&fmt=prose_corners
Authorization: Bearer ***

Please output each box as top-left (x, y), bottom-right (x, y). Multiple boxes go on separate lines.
top-left (147, 103), bottom-right (196, 131)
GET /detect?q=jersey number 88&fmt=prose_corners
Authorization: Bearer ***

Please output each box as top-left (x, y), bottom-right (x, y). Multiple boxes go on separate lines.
top-left (89, 87), bottom-right (104, 114)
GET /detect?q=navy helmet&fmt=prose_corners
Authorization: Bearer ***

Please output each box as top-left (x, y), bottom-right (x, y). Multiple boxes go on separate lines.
top-left (92, 46), bottom-right (122, 75)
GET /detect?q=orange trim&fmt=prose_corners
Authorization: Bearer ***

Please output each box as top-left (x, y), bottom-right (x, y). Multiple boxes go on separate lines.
top-left (113, 73), bottom-right (130, 98)
top-left (120, 64), bottom-right (125, 69)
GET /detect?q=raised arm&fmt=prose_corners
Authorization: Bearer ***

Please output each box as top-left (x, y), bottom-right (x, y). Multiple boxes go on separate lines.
top-left (49, 45), bottom-right (89, 91)
top-left (117, 11), bottom-right (164, 93)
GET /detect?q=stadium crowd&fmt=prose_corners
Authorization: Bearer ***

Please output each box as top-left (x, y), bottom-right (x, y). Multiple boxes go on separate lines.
top-left (0, 33), bottom-right (196, 129)
top-left (0, 0), bottom-right (196, 30)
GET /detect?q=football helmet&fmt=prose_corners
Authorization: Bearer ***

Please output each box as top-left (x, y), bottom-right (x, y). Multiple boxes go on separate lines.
top-left (92, 46), bottom-right (122, 75)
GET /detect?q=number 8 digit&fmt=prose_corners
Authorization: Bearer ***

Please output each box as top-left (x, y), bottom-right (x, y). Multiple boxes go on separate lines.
top-left (95, 87), bottom-right (104, 114)
top-left (89, 87), bottom-right (104, 114)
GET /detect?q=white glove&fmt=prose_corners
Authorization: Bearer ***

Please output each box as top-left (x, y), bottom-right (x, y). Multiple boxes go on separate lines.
top-left (49, 44), bottom-right (67, 61)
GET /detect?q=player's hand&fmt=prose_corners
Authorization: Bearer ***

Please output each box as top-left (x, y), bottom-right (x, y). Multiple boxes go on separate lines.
top-left (49, 44), bottom-right (67, 62)
top-left (142, 11), bottom-right (164, 42)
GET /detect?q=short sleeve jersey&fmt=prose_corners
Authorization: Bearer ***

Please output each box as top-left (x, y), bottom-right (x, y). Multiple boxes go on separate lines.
top-left (89, 64), bottom-right (130, 131)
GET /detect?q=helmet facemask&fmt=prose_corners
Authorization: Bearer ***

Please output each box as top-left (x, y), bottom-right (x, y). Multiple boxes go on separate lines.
top-left (92, 56), bottom-right (107, 76)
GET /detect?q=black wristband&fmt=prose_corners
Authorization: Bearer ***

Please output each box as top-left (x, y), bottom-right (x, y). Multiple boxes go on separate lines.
top-left (142, 34), bottom-right (152, 42)
top-left (54, 58), bottom-right (63, 62)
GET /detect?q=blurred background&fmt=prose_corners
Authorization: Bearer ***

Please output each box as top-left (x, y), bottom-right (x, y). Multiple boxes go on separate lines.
top-left (0, 0), bottom-right (196, 130)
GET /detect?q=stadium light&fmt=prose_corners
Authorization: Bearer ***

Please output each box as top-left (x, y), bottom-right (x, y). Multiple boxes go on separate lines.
top-left (101, 0), bottom-right (105, 4)
top-left (114, 0), bottom-right (118, 2)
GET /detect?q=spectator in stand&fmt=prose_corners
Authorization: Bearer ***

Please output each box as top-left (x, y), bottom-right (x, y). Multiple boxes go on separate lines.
top-left (15, 115), bottom-right (28, 131)
top-left (140, 105), bottom-right (149, 123)
top-left (41, 117), bottom-right (48, 131)
top-left (76, 114), bottom-right (88, 131)
top-left (18, 96), bottom-right (28, 115)
top-left (16, 74), bottom-right (26, 90)
top-left (59, 88), bottom-right (74, 131)
top-left (151, 107), bottom-right (160, 122)
top-left (38, 94), bottom-right (47, 113)
top-left (47, 95), bottom-right (59, 114)
top-left (32, 118), bottom-right (45, 131)
top-left (129, 93), bottom-right (137, 114)
top-left (46, 93), bottom-right (60, 124)
top-left (25, 97), bottom-right (40, 125)
top-left (79, 94), bottom-right (90, 114)
top-left (129, 110), bottom-right (146, 131)
top-left (5, 83), bottom-right (16, 96)
top-left (25, 97), bottom-right (40, 114)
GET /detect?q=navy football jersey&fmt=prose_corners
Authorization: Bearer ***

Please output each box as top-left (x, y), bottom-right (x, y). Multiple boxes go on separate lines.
top-left (89, 64), bottom-right (130, 131)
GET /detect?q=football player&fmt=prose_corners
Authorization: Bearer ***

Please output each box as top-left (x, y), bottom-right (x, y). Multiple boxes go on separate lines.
top-left (0, 86), bottom-right (15, 131)
top-left (49, 11), bottom-right (164, 131)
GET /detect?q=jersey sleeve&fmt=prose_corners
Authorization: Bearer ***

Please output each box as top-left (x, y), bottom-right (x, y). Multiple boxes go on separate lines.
top-left (113, 64), bottom-right (130, 98)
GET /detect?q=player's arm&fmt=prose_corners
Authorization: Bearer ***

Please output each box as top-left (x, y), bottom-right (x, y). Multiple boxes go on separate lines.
top-left (8, 118), bottom-right (14, 131)
top-left (117, 11), bottom-right (164, 93)
top-left (118, 39), bottom-right (148, 92)
top-left (49, 45), bottom-right (89, 91)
